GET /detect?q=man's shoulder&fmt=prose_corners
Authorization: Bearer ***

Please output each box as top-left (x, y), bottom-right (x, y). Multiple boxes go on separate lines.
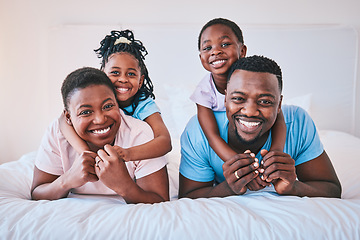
top-left (282, 105), bottom-right (309, 123)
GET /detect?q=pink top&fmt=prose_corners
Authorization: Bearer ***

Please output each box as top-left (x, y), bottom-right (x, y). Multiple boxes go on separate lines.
top-left (35, 109), bottom-right (167, 195)
top-left (190, 73), bottom-right (226, 111)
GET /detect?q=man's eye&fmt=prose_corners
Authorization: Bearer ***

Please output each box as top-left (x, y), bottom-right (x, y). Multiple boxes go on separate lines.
top-left (232, 97), bottom-right (244, 102)
top-left (259, 100), bottom-right (273, 106)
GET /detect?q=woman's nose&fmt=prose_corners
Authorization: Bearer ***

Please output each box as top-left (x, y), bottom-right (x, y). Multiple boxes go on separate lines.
top-left (93, 112), bottom-right (107, 124)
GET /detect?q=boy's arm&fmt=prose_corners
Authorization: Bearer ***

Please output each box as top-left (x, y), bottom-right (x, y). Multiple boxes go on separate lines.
top-left (115, 112), bottom-right (172, 161)
top-left (59, 113), bottom-right (90, 153)
top-left (269, 110), bottom-right (286, 151)
top-left (197, 104), bottom-right (236, 162)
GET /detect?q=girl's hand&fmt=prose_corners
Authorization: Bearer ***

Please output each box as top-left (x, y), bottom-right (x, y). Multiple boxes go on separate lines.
top-left (95, 145), bottom-right (134, 195)
top-left (113, 145), bottom-right (133, 162)
top-left (65, 151), bottom-right (99, 189)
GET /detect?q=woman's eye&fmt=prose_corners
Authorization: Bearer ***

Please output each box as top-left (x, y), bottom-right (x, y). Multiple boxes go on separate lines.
top-left (79, 110), bottom-right (92, 116)
top-left (104, 103), bottom-right (115, 110)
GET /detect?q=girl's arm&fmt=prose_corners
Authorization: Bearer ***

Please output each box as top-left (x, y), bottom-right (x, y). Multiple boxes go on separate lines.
top-left (197, 104), bottom-right (236, 162)
top-left (59, 113), bottom-right (90, 153)
top-left (115, 112), bottom-right (172, 161)
top-left (269, 110), bottom-right (286, 151)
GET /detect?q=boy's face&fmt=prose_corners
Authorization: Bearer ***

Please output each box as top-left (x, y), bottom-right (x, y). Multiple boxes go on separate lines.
top-left (65, 84), bottom-right (121, 149)
top-left (225, 69), bottom-right (282, 146)
top-left (199, 24), bottom-right (246, 79)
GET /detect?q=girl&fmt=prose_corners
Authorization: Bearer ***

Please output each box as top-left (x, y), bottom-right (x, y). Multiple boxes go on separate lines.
top-left (32, 67), bottom-right (169, 203)
top-left (60, 30), bottom-right (172, 161)
top-left (192, 18), bottom-right (286, 189)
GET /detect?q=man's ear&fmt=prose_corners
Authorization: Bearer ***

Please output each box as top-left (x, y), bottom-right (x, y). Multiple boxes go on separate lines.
top-left (63, 109), bottom-right (72, 126)
top-left (278, 95), bottom-right (283, 114)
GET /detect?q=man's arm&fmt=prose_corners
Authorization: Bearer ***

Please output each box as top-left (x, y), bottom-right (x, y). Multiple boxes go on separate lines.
top-left (179, 153), bottom-right (260, 199)
top-left (261, 150), bottom-right (341, 198)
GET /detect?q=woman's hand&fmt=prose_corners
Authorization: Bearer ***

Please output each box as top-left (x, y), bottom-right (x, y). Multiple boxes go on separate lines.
top-left (64, 151), bottom-right (99, 189)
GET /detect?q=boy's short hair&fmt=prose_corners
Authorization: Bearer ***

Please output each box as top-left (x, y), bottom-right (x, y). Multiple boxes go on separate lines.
top-left (198, 18), bottom-right (244, 50)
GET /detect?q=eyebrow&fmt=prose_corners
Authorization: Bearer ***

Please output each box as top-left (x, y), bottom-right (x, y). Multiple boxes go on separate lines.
top-left (78, 98), bottom-right (114, 109)
top-left (201, 35), bottom-right (231, 46)
top-left (230, 91), bottom-right (276, 99)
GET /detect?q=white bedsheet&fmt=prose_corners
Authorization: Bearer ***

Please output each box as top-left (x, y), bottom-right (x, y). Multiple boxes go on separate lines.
top-left (1, 130), bottom-right (360, 239)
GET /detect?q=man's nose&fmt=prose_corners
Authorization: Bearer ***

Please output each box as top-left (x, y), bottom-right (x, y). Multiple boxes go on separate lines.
top-left (240, 101), bottom-right (259, 116)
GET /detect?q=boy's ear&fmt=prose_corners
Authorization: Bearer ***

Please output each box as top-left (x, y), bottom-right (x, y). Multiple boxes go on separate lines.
top-left (240, 44), bottom-right (247, 58)
top-left (63, 110), bottom-right (72, 126)
top-left (277, 95), bottom-right (283, 114)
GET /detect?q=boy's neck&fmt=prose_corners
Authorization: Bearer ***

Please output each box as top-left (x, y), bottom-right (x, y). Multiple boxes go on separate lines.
top-left (211, 73), bottom-right (227, 94)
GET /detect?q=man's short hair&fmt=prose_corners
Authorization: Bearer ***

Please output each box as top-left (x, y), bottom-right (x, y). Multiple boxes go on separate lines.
top-left (227, 55), bottom-right (283, 92)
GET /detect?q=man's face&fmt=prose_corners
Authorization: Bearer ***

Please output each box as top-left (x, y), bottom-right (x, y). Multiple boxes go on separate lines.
top-left (225, 69), bottom-right (282, 146)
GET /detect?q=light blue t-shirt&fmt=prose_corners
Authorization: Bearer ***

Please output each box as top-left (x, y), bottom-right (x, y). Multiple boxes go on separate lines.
top-left (179, 105), bottom-right (324, 184)
top-left (123, 97), bottom-right (160, 121)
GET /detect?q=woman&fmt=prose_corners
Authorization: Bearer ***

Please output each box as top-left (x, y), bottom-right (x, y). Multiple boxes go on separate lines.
top-left (31, 67), bottom-right (169, 203)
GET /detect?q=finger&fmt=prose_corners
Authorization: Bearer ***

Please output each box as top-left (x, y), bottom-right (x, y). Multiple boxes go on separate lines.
top-left (262, 163), bottom-right (295, 182)
top-left (233, 162), bottom-right (260, 182)
top-left (103, 144), bottom-right (118, 156)
top-left (262, 153), bottom-right (293, 168)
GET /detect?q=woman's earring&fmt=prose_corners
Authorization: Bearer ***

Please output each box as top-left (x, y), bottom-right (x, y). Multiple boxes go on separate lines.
top-left (66, 118), bottom-right (72, 125)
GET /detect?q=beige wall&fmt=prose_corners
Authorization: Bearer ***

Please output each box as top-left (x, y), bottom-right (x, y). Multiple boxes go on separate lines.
top-left (1, 0), bottom-right (360, 164)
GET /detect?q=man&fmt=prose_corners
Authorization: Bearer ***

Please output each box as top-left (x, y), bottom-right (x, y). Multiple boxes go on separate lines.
top-left (179, 55), bottom-right (341, 199)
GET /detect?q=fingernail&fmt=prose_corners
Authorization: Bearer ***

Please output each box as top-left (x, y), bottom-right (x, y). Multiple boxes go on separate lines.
top-left (254, 157), bottom-right (258, 162)
top-left (250, 153), bottom-right (255, 157)
top-left (259, 168), bottom-right (264, 173)
top-left (253, 162), bottom-right (259, 168)
top-left (255, 170), bottom-right (259, 174)
top-left (261, 175), bottom-right (265, 180)
top-left (244, 150), bottom-right (251, 153)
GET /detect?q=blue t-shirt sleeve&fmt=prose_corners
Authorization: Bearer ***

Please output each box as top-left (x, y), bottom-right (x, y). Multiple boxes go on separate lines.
top-left (284, 105), bottom-right (324, 166)
top-left (179, 116), bottom-right (216, 182)
top-left (123, 97), bottom-right (160, 121)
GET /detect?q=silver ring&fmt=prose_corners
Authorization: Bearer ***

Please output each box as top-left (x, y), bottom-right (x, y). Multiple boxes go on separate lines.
top-left (234, 170), bottom-right (240, 179)
top-left (96, 158), bottom-right (102, 167)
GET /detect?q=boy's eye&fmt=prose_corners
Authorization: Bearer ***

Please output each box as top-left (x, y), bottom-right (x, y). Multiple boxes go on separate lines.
top-left (110, 71), bottom-right (119, 75)
top-left (221, 42), bottom-right (230, 47)
top-left (202, 46), bottom-right (212, 51)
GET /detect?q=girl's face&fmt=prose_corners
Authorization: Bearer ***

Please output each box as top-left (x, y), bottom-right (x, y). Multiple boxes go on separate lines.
top-left (199, 24), bottom-right (246, 79)
top-left (65, 84), bottom-right (121, 151)
top-left (103, 52), bottom-right (144, 108)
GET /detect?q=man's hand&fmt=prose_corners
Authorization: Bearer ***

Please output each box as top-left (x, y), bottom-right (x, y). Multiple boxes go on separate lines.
top-left (260, 149), bottom-right (297, 195)
top-left (222, 152), bottom-right (260, 195)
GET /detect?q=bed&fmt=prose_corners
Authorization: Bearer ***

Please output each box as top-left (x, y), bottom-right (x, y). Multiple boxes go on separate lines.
top-left (1, 25), bottom-right (360, 239)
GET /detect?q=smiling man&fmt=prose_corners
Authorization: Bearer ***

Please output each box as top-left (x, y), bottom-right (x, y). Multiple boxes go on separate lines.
top-left (179, 55), bottom-right (341, 199)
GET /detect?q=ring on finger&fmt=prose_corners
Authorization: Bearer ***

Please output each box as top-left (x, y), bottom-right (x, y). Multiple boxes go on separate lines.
top-left (95, 158), bottom-right (103, 167)
top-left (234, 170), bottom-right (240, 179)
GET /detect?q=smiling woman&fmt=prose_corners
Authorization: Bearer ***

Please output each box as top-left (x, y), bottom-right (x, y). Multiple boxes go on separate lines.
top-left (31, 67), bottom-right (169, 204)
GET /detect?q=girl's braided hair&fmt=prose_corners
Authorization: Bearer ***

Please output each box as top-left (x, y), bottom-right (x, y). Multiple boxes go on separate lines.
top-left (94, 30), bottom-right (154, 115)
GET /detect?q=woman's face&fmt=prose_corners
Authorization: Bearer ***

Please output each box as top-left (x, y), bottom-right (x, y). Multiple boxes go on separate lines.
top-left (103, 52), bottom-right (144, 108)
top-left (65, 84), bottom-right (121, 150)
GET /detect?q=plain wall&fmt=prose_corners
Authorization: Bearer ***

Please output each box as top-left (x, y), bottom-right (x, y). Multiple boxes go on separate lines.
top-left (1, 0), bottom-right (360, 164)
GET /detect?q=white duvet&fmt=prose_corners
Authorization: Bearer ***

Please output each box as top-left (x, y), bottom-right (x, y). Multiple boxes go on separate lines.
top-left (1, 130), bottom-right (360, 240)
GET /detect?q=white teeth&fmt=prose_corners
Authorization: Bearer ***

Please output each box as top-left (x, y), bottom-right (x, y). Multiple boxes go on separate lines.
top-left (116, 87), bottom-right (129, 93)
top-left (211, 60), bottom-right (226, 66)
top-left (92, 127), bottom-right (110, 134)
top-left (239, 120), bottom-right (260, 128)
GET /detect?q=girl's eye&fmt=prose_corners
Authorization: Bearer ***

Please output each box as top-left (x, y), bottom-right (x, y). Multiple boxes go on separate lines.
top-left (110, 71), bottom-right (119, 75)
top-left (128, 72), bottom-right (136, 77)
top-left (79, 110), bottom-right (92, 116)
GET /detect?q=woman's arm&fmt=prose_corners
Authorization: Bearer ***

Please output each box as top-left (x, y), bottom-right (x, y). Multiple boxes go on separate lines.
top-left (96, 145), bottom-right (169, 203)
top-left (31, 151), bottom-right (98, 200)
top-left (197, 104), bottom-right (237, 162)
top-left (269, 110), bottom-right (286, 151)
top-left (59, 113), bottom-right (90, 153)
top-left (114, 112), bottom-right (172, 161)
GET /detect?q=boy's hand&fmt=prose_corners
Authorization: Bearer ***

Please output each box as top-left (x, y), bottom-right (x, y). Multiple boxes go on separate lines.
top-left (113, 145), bottom-right (133, 162)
